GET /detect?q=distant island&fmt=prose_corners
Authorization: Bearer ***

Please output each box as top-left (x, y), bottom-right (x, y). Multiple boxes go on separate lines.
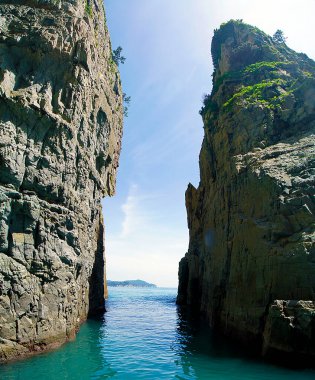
top-left (107, 280), bottom-right (157, 288)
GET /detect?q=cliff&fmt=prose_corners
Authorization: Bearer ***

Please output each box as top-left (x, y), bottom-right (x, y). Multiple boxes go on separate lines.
top-left (0, 0), bottom-right (123, 361)
top-left (177, 20), bottom-right (315, 362)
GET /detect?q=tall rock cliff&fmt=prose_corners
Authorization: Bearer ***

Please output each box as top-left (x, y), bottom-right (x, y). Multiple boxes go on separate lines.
top-left (0, 0), bottom-right (123, 361)
top-left (178, 21), bottom-right (315, 361)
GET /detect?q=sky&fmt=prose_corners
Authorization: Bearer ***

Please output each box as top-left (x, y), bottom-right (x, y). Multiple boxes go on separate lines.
top-left (102, 0), bottom-right (315, 288)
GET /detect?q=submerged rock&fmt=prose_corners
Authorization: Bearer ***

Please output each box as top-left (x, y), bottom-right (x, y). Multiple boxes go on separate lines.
top-left (177, 20), bottom-right (315, 362)
top-left (0, 0), bottom-right (123, 361)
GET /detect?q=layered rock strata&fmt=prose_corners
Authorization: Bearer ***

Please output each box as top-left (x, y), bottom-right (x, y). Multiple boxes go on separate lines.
top-left (0, 0), bottom-right (123, 361)
top-left (178, 21), bottom-right (315, 361)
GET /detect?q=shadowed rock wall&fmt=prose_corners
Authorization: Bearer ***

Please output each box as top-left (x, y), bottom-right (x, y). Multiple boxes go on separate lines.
top-left (0, 0), bottom-right (123, 361)
top-left (178, 20), bottom-right (315, 362)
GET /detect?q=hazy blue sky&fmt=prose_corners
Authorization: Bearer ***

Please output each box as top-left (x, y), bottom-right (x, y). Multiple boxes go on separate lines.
top-left (102, 0), bottom-right (315, 287)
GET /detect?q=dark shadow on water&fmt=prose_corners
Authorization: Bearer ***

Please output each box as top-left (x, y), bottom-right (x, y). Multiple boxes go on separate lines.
top-left (175, 305), bottom-right (256, 359)
top-left (175, 305), bottom-right (315, 376)
top-left (177, 306), bottom-right (252, 358)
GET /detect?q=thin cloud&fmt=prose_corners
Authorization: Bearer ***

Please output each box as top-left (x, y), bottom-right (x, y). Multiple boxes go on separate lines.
top-left (120, 184), bottom-right (167, 237)
top-left (106, 184), bottom-right (189, 288)
top-left (105, 0), bottom-right (315, 288)
top-left (121, 184), bottom-right (140, 237)
top-left (107, 228), bottom-right (188, 288)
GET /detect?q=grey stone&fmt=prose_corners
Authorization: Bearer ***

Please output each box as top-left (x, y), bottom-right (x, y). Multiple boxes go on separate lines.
top-left (177, 20), bottom-right (315, 362)
top-left (0, 0), bottom-right (123, 362)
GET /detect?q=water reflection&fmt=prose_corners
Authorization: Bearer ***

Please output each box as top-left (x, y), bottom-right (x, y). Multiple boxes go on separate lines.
top-left (173, 305), bottom-right (315, 380)
top-left (0, 288), bottom-right (314, 380)
top-left (0, 317), bottom-right (117, 380)
top-left (90, 316), bottom-right (118, 379)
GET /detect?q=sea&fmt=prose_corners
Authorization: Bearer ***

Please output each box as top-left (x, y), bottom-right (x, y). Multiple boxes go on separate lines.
top-left (0, 287), bottom-right (314, 379)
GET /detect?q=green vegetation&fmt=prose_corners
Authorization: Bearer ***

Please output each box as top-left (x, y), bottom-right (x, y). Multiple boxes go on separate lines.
top-left (243, 61), bottom-right (293, 74)
top-left (85, 0), bottom-right (93, 17)
top-left (273, 29), bottom-right (287, 44)
top-left (112, 46), bottom-right (126, 66)
top-left (303, 71), bottom-right (313, 78)
top-left (108, 56), bottom-right (116, 74)
top-left (211, 21), bottom-right (235, 68)
top-left (212, 70), bottom-right (241, 92)
top-left (201, 20), bottom-right (315, 120)
top-left (223, 78), bottom-right (287, 109)
top-left (200, 61), bottom-right (294, 115)
top-left (108, 47), bottom-right (130, 117)
top-left (199, 94), bottom-right (218, 116)
top-left (211, 20), bottom-right (269, 68)
top-left (123, 93), bottom-right (131, 117)
top-left (220, 58), bottom-right (314, 111)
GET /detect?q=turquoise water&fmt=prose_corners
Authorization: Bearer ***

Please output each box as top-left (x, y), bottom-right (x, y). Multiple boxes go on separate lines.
top-left (1, 287), bottom-right (314, 379)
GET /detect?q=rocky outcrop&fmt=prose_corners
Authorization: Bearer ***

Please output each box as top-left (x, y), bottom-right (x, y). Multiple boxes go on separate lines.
top-left (177, 20), bottom-right (315, 362)
top-left (0, 0), bottom-right (123, 361)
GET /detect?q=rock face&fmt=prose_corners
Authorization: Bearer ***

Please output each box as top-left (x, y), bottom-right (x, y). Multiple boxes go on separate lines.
top-left (0, 0), bottom-right (123, 361)
top-left (177, 20), bottom-right (315, 361)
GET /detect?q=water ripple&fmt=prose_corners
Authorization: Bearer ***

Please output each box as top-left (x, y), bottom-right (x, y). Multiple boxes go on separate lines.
top-left (0, 287), bottom-right (315, 379)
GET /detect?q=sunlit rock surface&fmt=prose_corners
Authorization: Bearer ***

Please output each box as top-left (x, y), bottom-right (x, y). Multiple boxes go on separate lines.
top-left (0, 0), bottom-right (123, 361)
top-left (177, 20), bottom-right (315, 361)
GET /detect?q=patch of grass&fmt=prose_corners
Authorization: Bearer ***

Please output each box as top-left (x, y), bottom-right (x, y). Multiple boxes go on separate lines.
top-left (223, 78), bottom-right (287, 109)
top-left (303, 71), bottom-right (313, 78)
top-left (108, 57), bottom-right (116, 74)
top-left (244, 61), bottom-right (293, 74)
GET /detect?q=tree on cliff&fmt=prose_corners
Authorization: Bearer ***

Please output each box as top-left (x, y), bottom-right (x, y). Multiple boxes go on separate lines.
top-left (123, 93), bottom-right (131, 117)
top-left (112, 46), bottom-right (126, 65)
top-left (272, 29), bottom-right (287, 44)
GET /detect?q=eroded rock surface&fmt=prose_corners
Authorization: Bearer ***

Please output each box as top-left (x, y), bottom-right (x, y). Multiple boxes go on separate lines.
top-left (177, 21), bottom-right (315, 361)
top-left (0, 0), bottom-right (123, 361)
